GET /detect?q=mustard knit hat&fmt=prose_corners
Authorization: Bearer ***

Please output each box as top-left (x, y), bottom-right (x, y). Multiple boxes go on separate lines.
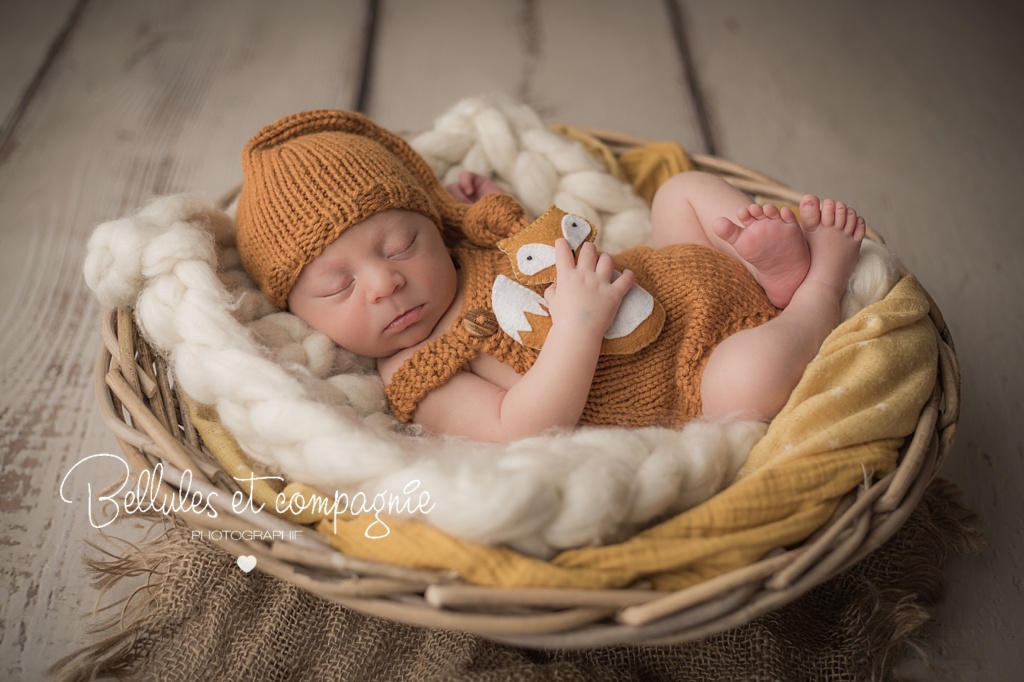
top-left (236, 109), bottom-right (466, 309)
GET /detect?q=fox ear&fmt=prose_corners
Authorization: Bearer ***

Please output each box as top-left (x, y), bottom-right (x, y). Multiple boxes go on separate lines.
top-left (561, 213), bottom-right (592, 252)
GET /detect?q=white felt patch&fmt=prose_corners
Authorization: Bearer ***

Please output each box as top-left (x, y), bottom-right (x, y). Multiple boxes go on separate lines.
top-left (516, 243), bottom-right (556, 276)
top-left (606, 277), bottom-right (656, 339)
top-left (561, 213), bottom-right (592, 251)
top-left (491, 274), bottom-right (549, 343)
top-left (492, 271), bottom-right (656, 344)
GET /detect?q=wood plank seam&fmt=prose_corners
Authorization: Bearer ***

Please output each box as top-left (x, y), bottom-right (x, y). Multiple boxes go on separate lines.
top-left (0, 0), bottom-right (89, 164)
top-left (663, 0), bottom-right (715, 154)
top-left (355, 0), bottom-right (382, 114)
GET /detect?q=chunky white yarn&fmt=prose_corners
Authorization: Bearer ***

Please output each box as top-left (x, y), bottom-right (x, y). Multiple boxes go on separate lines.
top-left (84, 95), bottom-right (900, 557)
top-left (409, 95), bottom-right (653, 253)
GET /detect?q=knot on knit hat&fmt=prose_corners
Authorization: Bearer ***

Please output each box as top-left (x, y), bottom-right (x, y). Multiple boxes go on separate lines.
top-left (237, 110), bottom-right (479, 309)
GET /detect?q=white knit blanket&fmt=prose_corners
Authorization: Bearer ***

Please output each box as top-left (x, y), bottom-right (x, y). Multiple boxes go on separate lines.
top-left (84, 95), bottom-right (901, 557)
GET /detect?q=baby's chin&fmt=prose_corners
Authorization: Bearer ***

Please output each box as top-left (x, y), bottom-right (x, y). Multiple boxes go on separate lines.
top-left (367, 328), bottom-right (432, 361)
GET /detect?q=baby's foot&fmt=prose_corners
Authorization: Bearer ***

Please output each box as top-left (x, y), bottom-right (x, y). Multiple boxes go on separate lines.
top-left (712, 202), bottom-right (811, 307)
top-left (797, 195), bottom-right (866, 297)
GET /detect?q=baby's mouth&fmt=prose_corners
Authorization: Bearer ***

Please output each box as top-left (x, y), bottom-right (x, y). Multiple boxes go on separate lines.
top-left (386, 304), bottom-right (425, 332)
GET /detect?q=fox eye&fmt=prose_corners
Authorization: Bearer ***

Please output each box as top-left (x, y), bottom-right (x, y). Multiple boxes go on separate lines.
top-left (517, 243), bottom-right (556, 275)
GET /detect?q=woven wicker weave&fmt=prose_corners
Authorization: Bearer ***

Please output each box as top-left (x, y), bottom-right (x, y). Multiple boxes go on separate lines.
top-left (92, 131), bottom-right (959, 648)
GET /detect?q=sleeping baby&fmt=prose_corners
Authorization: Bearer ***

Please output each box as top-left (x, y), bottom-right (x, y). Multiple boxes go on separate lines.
top-left (235, 110), bottom-right (864, 442)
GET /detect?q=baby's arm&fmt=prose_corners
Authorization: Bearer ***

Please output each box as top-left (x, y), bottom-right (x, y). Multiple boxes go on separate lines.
top-left (413, 239), bottom-right (634, 441)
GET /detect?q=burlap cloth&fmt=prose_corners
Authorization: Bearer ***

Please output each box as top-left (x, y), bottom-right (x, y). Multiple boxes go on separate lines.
top-left (49, 479), bottom-right (979, 682)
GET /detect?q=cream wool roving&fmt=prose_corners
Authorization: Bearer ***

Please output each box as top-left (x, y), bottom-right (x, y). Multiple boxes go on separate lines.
top-left (408, 96), bottom-right (654, 254)
top-left (83, 95), bottom-right (902, 556)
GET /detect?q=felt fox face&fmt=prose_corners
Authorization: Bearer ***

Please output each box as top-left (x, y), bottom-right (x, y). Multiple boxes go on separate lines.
top-left (496, 206), bottom-right (596, 285)
top-left (491, 205), bottom-right (665, 355)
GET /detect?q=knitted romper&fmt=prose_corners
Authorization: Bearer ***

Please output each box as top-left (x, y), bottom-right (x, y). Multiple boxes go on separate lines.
top-left (385, 240), bottom-right (779, 429)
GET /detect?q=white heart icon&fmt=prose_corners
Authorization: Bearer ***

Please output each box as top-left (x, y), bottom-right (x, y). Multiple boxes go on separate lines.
top-left (237, 555), bottom-right (257, 573)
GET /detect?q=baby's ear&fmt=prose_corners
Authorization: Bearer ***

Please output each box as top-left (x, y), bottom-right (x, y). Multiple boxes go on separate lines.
top-left (459, 194), bottom-right (529, 246)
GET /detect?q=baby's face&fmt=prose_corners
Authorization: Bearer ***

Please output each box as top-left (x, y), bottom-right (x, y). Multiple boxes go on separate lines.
top-left (287, 209), bottom-right (457, 358)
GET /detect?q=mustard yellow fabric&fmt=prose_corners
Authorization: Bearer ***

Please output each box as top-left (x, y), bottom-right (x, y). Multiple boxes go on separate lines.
top-left (548, 124), bottom-right (630, 182)
top-left (308, 276), bottom-right (936, 589)
top-left (189, 275), bottom-right (936, 590)
top-left (617, 141), bottom-right (695, 204)
top-left (550, 124), bottom-right (694, 204)
top-left (185, 136), bottom-right (939, 590)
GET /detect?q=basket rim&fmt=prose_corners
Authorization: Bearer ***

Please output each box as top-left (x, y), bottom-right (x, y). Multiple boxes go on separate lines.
top-left (89, 141), bottom-right (960, 648)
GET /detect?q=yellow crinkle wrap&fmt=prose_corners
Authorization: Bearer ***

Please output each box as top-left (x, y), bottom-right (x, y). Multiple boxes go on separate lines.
top-left (312, 275), bottom-right (936, 589)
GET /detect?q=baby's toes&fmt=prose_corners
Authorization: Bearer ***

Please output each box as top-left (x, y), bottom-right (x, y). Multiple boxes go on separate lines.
top-left (747, 204), bottom-right (766, 221)
top-left (762, 204), bottom-right (780, 220)
top-left (820, 199), bottom-right (837, 228)
top-left (854, 217), bottom-right (867, 239)
top-left (799, 194), bottom-right (821, 230)
top-left (834, 201), bottom-right (847, 230)
top-left (736, 206), bottom-right (755, 227)
top-left (844, 207), bottom-right (859, 234)
top-left (780, 206), bottom-right (797, 224)
top-left (713, 216), bottom-right (744, 245)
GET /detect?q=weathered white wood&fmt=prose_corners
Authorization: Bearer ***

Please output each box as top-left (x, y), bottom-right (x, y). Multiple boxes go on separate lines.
top-left (0, 0), bottom-right (370, 677)
top-left (368, 0), bottom-right (705, 148)
top-left (3, 0), bottom-right (1020, 678)
top-left (682, 1), bottom-right (1024, 678)
top-left (0, 0), bottom-right (80, 139)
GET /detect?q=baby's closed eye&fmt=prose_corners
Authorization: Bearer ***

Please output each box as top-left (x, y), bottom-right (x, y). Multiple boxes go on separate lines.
top-left (318, 274), bottom-right (354, 297)
top-left (385, 233), bottom-right (417, 258)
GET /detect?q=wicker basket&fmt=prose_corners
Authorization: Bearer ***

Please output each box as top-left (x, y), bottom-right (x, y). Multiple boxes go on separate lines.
top-left (92, 131), bottom-right (959, 649)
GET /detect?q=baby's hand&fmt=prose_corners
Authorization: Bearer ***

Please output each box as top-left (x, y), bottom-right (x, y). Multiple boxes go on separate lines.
top-left (447, 171), bottom-right (505, 204)
top-left (543, 239), bottom-right (634, 338)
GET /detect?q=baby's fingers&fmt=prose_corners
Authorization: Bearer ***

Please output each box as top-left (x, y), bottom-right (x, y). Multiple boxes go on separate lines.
top-left (543, 281), bottom-right (557, 303)
top-left (574, 241), bottom-right (599, 270)
top-left (595, 252), bottom-right (618, 280)
top-left (612, 268), bottom-right (635, 296)
top-left (553, 238), bottom-right (576, 270)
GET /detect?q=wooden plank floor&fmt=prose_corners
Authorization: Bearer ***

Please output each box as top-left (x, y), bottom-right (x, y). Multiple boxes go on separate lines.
top-left (2, 1), bottom-right (1022, 678)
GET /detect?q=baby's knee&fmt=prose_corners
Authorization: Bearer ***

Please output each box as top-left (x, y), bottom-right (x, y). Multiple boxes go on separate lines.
top-left (652, 171), bottom-right (727, 210)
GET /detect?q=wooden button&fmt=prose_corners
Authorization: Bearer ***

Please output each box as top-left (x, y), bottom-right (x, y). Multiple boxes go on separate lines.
top-left (462, 309), bottom-right (498, 337)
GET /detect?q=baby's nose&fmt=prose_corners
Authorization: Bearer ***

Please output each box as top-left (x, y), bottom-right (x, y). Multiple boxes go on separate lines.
top-left (366, 266), bottom-right (404, 301)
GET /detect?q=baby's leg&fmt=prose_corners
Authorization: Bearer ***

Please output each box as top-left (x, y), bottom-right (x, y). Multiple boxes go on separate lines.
top-left (651, 172), bottom-right (812, 307)
top-left (650, 171), bottom-right (751, 251)
top-left (699, 196), bottom-right (865, 421)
